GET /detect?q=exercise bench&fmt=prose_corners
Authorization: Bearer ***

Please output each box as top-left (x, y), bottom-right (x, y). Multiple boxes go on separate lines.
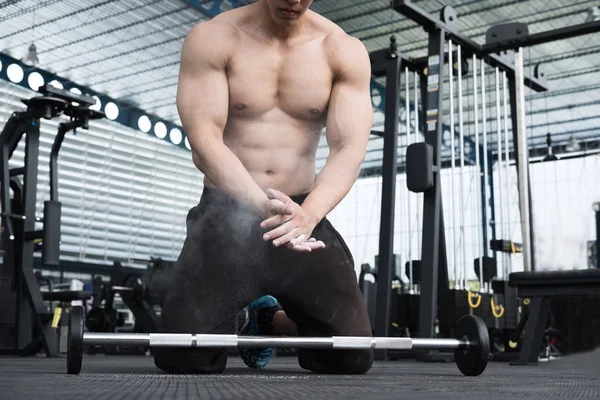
top-left (508, 268), bottom-right (600, 365)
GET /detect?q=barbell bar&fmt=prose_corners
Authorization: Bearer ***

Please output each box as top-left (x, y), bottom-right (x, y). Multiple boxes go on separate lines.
top-left (111, 286), bottom-right (135, 292)
top-left (83, 333), bottom-right (466, 350)
top-left (67, 305), bottom-right (490, 376)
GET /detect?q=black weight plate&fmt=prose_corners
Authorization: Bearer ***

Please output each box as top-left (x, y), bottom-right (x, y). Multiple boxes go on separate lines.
top-left (67, 305), bottom-right (84, 375)
top-left (454, 314), bottom-right (490, 376)
top-left (85, 307), bottom-right (106, 332)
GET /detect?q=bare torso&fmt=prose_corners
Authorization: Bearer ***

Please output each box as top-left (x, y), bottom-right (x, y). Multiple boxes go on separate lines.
top-left (202, 7), bottom-right (341, 195)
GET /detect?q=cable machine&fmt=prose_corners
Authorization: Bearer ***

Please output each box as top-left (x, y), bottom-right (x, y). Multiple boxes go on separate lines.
top-left (0, 84), bottom-right (104, 357)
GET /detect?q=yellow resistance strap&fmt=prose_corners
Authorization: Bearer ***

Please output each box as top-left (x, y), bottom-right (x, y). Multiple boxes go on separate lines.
top-left (51, 307), bottom-right (62, 328)
top-left (491, 297), bottom-right (505, 318)
top-left (468, 292), bottom-right (482, 308)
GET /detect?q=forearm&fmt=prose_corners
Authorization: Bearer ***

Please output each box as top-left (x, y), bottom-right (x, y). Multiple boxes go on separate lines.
top-left (301, 146), bottom-right (365, 224)
top-left (191, 137), bottom-right (267, 214)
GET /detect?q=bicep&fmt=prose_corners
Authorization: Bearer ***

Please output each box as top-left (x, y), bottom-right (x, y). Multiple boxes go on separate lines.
top-left (325, 40), bottom-right (373, 151)
top-left (325, 78), bottom-right (373, 150)
top-left (176, 26), bottom-right (230, 145)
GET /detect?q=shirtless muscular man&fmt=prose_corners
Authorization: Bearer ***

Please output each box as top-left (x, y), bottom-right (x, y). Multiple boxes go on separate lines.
top-left (154, 0), bottom-right (375, 374)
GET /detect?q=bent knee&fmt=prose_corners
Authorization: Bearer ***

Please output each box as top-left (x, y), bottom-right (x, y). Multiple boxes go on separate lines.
top-left (342, 349), bottom-right (374, 374)
top-left (299, 349), bottom-right (373, 375)
top-left (153, 348), bottom-right (227, 374)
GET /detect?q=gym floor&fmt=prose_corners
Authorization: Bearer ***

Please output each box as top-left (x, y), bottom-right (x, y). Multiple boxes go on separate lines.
top-left (1, 350), bottom-right (598, 400)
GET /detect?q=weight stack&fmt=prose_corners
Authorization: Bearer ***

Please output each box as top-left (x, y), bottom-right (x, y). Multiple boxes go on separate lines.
top-left (391, 293), bottom-right (419, 335)
top-left (438, 290), bottom-right (504, 336)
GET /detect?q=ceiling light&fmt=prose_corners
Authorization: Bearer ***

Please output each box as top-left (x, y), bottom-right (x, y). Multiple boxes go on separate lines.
top-left (565, 135), bottom-right (581, 152)
top-left (27, 71), bottom-right (44, 90)
top-left (90, 96), bottom-right (101, 111)
top-left (154, 122), bottom-right (167, 139)
top-left (105, 102), bottom-right (119, 120)
top-left (138, 115), bottom-right (152, 133)
top-left (23, 43), bottom-right (39, 66)
top-left (586, 6), bottom-right (599, 22)
top-left (49, 80), bottom-right (63, 89)
top-left (169, 128), bottom-right (183, 145)
top-left (7, 63), bottom-right (24, 83)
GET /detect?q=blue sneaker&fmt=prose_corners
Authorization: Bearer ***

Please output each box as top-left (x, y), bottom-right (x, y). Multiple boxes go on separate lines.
top-left (237, 295), bottom-right (281, 369)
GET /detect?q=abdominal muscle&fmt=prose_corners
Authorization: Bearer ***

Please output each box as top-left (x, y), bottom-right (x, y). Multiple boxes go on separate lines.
top-left (203, 115), bottom-right (323, 197)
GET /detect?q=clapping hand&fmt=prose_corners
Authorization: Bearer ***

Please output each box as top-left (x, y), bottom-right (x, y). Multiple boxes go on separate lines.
top-left (260, 188), bottom-right (325, 252)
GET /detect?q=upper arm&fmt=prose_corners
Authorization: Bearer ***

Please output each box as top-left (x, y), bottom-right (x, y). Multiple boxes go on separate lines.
top-left (177, 21), bottom-right (236, 146)
top-left (325, 35), bottom-right (373, 152)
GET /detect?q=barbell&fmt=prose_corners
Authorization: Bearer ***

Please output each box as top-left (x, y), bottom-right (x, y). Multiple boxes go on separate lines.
top-left (67, 305), bottom-right (490, 376)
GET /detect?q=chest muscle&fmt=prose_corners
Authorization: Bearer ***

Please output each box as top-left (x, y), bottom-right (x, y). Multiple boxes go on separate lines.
top-left (227, 40), bottom-right (332, 121)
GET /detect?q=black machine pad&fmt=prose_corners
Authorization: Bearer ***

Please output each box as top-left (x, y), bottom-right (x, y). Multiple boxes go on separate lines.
top-left (509, 269), bottom-right (600, 287)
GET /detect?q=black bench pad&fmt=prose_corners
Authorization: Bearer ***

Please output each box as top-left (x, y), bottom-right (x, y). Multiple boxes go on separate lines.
top-left (509, 269), bottom-right (600, 287)
top-left (42, 290), bottom-right (92, 302)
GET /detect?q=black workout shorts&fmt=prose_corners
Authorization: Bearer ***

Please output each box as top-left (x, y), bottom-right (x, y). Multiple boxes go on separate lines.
top-left (154, 187), bottom-right (373, 374)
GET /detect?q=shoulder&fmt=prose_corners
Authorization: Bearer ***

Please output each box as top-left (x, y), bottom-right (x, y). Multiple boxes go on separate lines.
top-left (310, 13), bottom-right (370, 79)
top-left (184, 17), bottom-right (241, 48)
top-left (326, 33), bottom-right (371, 82)
top-left (325, 31), bottom-right (369, 63)
top-left (182, 14), bottom-right (242, 66)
